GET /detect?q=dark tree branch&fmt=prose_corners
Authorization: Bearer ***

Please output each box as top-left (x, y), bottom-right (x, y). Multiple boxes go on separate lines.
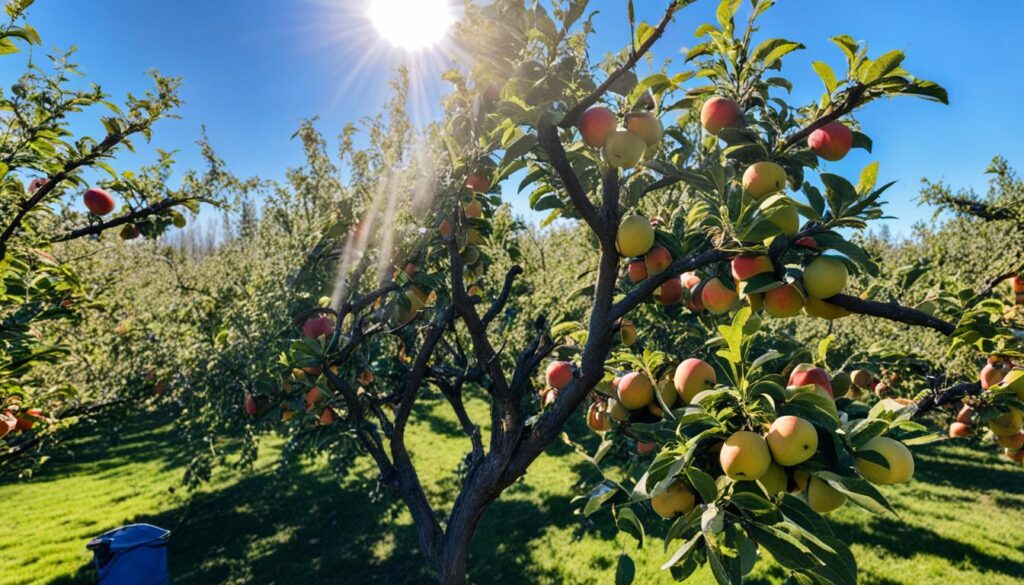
top-left (51, 196), bottom-right (211, 243)
top-left (913, 381), bottom-right (983, 419)
top-left (780, 83), bottom-right (867, 153)
top-left (827, 293), bottom-right (956, 336)
top-left (433, 375), bottom-right (484, 461)
top-left (482, 265), bottom-right (523, 326)
top-left (558, 0), bottom-right (688, 128)
top-left (323, 368), bottom-right (397, 486)
top-left (536, 123), bottom-right (602, 233)
top-left (390, 304), bottom-right (454, 571)
top-left (608, 248), bottom-right (731, 322)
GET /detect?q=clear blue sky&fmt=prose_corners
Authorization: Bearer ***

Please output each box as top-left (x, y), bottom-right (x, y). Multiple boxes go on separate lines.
top-left (7, 0), bottom-right (1023, 237)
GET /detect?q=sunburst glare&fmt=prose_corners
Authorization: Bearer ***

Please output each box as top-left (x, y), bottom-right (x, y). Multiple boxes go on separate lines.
top-left (368, 0), bottom-right (454, 51)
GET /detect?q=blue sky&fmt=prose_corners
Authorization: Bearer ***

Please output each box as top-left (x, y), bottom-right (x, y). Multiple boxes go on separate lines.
top-left (7, 0), bottom-right (1023, 237)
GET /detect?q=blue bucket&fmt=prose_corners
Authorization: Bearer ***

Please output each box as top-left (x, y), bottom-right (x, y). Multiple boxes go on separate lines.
top-left (87, 523), bottom-right (170, 585)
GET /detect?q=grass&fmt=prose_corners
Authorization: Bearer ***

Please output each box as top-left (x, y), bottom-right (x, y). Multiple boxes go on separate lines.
top-left (2, 395), bottom-right (1023, 585)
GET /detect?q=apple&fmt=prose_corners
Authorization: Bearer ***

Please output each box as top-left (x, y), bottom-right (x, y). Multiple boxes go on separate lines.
top-left (955, 405), bottom-right (975, 424)
top-left (997, 432), bottom-right (1024, 450)
top-left (731, 255), bottom-right (773, 281)
top-left (855, 437), bottom-right (914, 485)
top-left (624, 112), bottom-right (663, 146)
top-left (948, 421), bottom-right (973, 438)
top-left (680, 272), bottom-right (701, 289)
top-left (700, 96), bottom-right (743, 135)
top-left (27, 177), bottom-right (48, 194)
top-left (980, 362), bottom-right (1008, 389)
top-left (742, 162), bottom-right (787, 200)
top-left (617, 372), bottom-right (655, 410)
top-left (687, 281), bottom-right (706, 313)
top-left (766, 415), bottom-right (818, 466)
top-left (577, 106), bottom-right (617, 148)
top-left (171, 211), bottom-right (187, 228)
top-left (627, 259), bottom-right (648, 283)
top-left (788, 364), bottom-right (833, 398)
top-left (619, 320), bottom-right (637, 346)
top-left (701, 277), bottom-right (738, 314)
top-left (850, 369), bottom-right (874, 388)
top-left (1003, 369), bottom-right (1024, 400)
top-left (831, 371), bottom-right (852, 396)
top-left (807, 122), bottom-right (854, 162)
top-left (244, 394), bottom-right (258, 416)
top-left (644, 246), bottom-right (672, 275)
top-left (804, 297), bottom-right (850, 320)
top-left (674, 358), bottom-right (716, 405)
top-left (586, 402), bottom-right (612, 432)
top-left (305, 387), bottom-right (324, 408)
top-left (303, 316), bottom-right (335, 339)
top-left (603, 130), bottom-right (647, 168)
top-left (651, 480), bottom-right (696, 518)
top-left (541, 388), bottom-right (558, 408)
top-left (759, 194), bottom-right (799, 236)
top-left (1013, 275), bottom-right (1024, 293)
top-left (1005, 448), bottom-right (1024, 465)
top-left (652, 378), bottom-right (678, 413)
top-left (545, 361), bottom-right (573, 390)
top-left (654, 277), bottom-right (683, 305)
top-left (802, 255), bottom-right (848, 299)
top-left (465, 173), bottom-right (490, 193)
top-left (439, 219), bottom-right (453, 239)
top-left (465, 197), bottom-right (483, 219)
top-left (319, 407), bottom-right (337, 425)
top-left (758, 461), bottom-right (788, 495)
top-left (719, 431), bottom-right (771, 481)
top-left (83, 187), bottom-right (116, 216)
top-left (636, 441), bottom-right (657, 456)
top-left (795, 236), bottom-right (820, 250)
top-left (988, 409), bottom-right (1023, 437)
top-left (0, 411), bottom-right (16, 438)
top-left (14, 408), bottom-right (42, 431)
top-left (616, 214), bottom-right (655, 257)
top-left (800, 474), bottom-right (847, 514)
top-left (764, 283), bottom-right (804, 318)
top-left (119, 224), bottom-right (141, 240)
top-left (608, 398), bottom-right (630, 422)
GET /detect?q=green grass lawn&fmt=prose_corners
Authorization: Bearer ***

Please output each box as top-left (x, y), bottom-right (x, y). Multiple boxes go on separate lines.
top-left (2, 396), bottom-right (1023, 584)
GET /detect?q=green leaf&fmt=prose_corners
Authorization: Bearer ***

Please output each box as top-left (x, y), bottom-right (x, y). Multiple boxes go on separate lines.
top-left (863, 50), bottom-right (905, 84)
top-left (615, 553), bottom-right (635, 585)
top-left (616, 506), bottom-right (645, 548)
top-left (857, 161), bottom-right (879, 194)
top-left (811, 61), bottom-right (838, 95)
top-left (851, 131), bottom-right (872, 152)
top-left (686, 467), bottom-right (718, 503)
top-left (745, 521), bottom-right (820, 571)
top-left (662, 532), bottom-right (704, 570)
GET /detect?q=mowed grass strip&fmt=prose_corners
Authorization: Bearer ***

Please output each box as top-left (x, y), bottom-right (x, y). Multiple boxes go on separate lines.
top-left (2, 397), bottom-right (1022, 584)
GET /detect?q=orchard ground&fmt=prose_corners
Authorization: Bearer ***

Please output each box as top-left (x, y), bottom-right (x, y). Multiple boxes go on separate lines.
top-left (3, 396), bottom-right (1023, 585)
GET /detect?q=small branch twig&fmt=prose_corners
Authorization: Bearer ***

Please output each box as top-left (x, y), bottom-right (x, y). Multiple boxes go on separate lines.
top-left (913, 381), bottom-right (982, 419)
top-left (827, 294), bottom-right (956, 336)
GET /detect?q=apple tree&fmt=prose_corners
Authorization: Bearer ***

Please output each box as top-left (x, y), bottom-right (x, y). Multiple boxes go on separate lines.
top-left (230, 1), bottom-right (1023, 583)
top-left (0, 1), bottom-right (218, 470)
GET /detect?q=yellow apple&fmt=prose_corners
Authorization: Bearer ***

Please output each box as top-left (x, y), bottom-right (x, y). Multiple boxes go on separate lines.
top-left (603, 130), bottom-right (647, 168)
top-left (803, 255), bottom-right (848, 299)
top-left (855, 436), bottom-right (914, 485)
top-left (764, 283), bottom-right (805, 318)
top-left (766, 415), bottom-right (818, 466)
top-left (616, 214), bottom-right (655, 257)
top-left (759, 194), bottom-right (800, 236)
top-left (720, 430), bottom-right (771, 481)
top-left (625, 112), bottom-right (663, 146)
top-left (651, 480), bottom-right (696, 518)
top-left (742, 161), bottom-right (787, 200)
top-left (617, 371), bottom-right (654, 410)
top-left (673, 358), bottom-right (716, 405)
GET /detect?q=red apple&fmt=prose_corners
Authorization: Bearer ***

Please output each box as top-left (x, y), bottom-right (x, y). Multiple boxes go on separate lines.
top-left (788, 364), bottom-right (833, 398)
top-left (627, 259), bottom-right (648, 283)
top-left (644, 246), bottom-right (672, 275)
top-left (83, 188), bottom-right (116, 216)
top-left (465, 173), bottom-right (490, 193)
top-left (731, 255), bottom-right (773, 281)
top-left (654, 277), bottom-right (683, 305)
top-left (303, 316), bottom-right (335, 339)
top-left (700, 96), bottom-right (742, 135)
top-left (577, 106), bottom-right (617, 148)
top-left (546, 361), bottom-right (574, 390)
top-left (807, 122), bottom-right (853, 162)
top-left (244, 394), bottom-right (258, 416)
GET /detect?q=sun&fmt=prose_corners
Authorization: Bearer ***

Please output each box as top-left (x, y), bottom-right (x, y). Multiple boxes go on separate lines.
top-left (368, 0), bottom-right (454, 51)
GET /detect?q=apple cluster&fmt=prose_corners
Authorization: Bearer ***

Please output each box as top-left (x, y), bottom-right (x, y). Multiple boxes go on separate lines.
top-left (0, 404), bottom-right (44, 439)
top-left (581, 356), bottom-right (916, 517)
top-left (577, 106), bottom-right (663, 168)
top-left (948, 357), bottom-right (1024, 464)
